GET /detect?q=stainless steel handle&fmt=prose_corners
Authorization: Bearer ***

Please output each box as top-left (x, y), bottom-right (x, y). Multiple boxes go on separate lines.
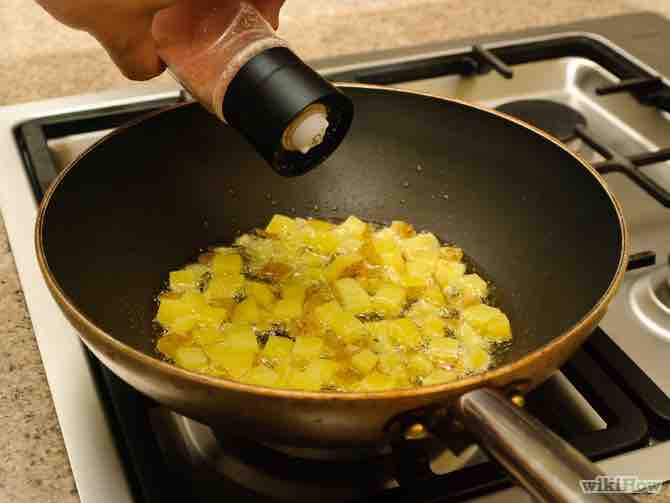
top-left (456, 388), bottom-right (636, 503)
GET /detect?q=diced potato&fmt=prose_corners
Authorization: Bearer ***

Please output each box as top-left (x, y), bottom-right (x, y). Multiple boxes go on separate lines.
top-left (351, 349), bottom-right (379, 375)
top-left (266, 214), bottom-right (298, 237)
top-left (435, 260), bottom-right (466, 289)
top-left (407, 353), bottom-right (434, 377)
top-left (156, 293), bottom-right (197, 326)
top-left (196, 304), bottom-right (229, 329)
top-left (334, 278), bottom-right (372, 315)
top-left (211, 253), bottom-right (243, 276)
top-left (272, 298), bottom-right (304, 321)
top-left (292, 336), bottom-right (325, 361)
top-left (423, 369), bottom-right (458, 385)
top-left (335, 216), bottom-right (367, 239)
top-left (389, 319), bottom-right (423, 349)
top-left (421, 285), bottom-right (446, 306)
top-left (262, 336), bottom-right (294, 361)
top-left (313, 232), bottom-right (341, 255)
top-left (399, 233), bottom-right (440, 262)
top-left (462, 346), bottom-right (491, 373)
top-left (403, 259), bottom-right (436, 288)
top-left (390, 220), bottom-right (416, 238)
top-left (246, 365), bottom-right (280, 387)
top-left (192, 327), bottom-right (226, 346)
top-left (156, 333), bottom-right (191, 359)
top-left (231, 298), bottom-right (261, 324)
top-left (325, 253), bottom-right (363, 282)
top-left (456, 273), bottom-right (489, 306)
top-left (206, 347), bottom-right (256, 379)
top-left (169, 269), bottom-right (201, 291)
top-left (439, 246), bottom-right (463, 262)
top-left (224, 323), bottom-right (259, 352)
top-left (174, 346), bottom-right (208, 371)
top-left (420, 315), bottom-right (446, 338)
top-left (285, 368), bottom-right (322, 391)
top-left (429, 336), bottom-right (459, 362)
top-left (462, 304), bottom-right (512, 342)
top-left (282, 281), bottom-right (308, 304)
top-left (170, 315), bottom-right (198, 333)
top-left (356, 371), bottom-right (395, 391)
top-left (372, 283), bottom-right (406, 317)
top-left (246, 281), bottom-right (276, 308)
top-left (314, 301), bottom-right (367, 344)
top-left (336, 238), bottom-right (364, 255)
top-left (457, 322), bottom-right (489, 350)
top-left (365, 237), bottom-right (405, 273)
top-left (205, 274), bottom-right (245, 302)
top-left (304, 359), bottom-right (339, 386)
top-left (306, 219), bottom-right (335, 233)
top-left (406, 299), bottom-right (442, 320)
top-left (156, 291), bottom-right (224, 332)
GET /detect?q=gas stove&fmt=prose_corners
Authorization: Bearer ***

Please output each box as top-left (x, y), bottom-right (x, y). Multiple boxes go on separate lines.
top-left (2, 12), bottom-right (670, 503)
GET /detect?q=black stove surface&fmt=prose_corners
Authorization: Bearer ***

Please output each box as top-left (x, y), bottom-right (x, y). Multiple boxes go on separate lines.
top-left (13, 15), bottom-right (670, 503)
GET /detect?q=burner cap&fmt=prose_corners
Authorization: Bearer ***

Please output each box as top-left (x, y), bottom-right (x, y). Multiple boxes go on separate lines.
top-left (495, 99), bottom-right (586, 142)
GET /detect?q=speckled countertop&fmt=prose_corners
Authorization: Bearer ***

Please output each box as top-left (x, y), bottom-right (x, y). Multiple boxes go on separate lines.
top-left (2, 1), bottom-right (670, 502)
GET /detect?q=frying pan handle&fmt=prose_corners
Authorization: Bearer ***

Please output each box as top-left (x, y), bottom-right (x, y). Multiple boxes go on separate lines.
top-left (455, 388), bottom-right (636, 503)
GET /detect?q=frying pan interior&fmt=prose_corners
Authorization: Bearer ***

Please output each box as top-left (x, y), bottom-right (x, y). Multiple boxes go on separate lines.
top-left (41, 86), bottom-right (623, 368)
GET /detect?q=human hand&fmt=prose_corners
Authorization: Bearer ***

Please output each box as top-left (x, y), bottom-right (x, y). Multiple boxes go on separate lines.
top-left (35, 0), bottom-right (285, 81)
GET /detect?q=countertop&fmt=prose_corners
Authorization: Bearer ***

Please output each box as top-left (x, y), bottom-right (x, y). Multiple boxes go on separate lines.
top-left (2, 1), bottom-right (670, 502)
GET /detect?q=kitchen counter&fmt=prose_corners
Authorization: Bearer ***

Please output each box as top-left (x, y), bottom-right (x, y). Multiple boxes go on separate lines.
top-left (2, 1), bottom-right (670, 502)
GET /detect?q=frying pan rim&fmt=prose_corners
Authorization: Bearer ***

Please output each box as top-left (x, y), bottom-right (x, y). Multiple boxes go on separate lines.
top-left (35, 83), bottom-right (629, 402)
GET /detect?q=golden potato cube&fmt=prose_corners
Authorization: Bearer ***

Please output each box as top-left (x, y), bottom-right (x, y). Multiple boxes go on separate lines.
top-left (174, 346), bottom-right (208, 371)
top-left (423, 369), bottom-right (458, 385)
top-left (262, 336), bottom-right (294, 362)
top-left (169, 269), bottom-right (201, 291)
top-left (356, 371), bottom-right (395, 391)
top-left (282, 281), bottom-right (308, 303)
top-left (232, 298), bottom-right (261, 324)
top-left (462, 346), bottom-right (491, 373)
top-left (272, 298), bottom-right (304, 321)
top-left (439, 246), bottom-right (464, 262)
top-left (245, 365), bottom-right (280, 387)
top-left (307, 219), bottom-right (335, 233)
top-left (223, 323), bottom-right (259, 352)
top-left (304, 359), bottom-right (339, 385)
top-left (292, 336), bottom-right (324, 361)
top-left (429, 336), bottom-right (460, 362)
top-left (211, 253), bottom-right (243, 276)
top-left (377, 351), bottom-right (405, 376)
top-left (156, 333), bottom-right (191, 359)
top-left (457, 322), bottom-right (489, 350)
top-left (399, 233), bottom-right (440, 261)
top-left (192, 327), bottom-right (226, 346)
top-left (204, 274), bottom-right (245, 302)
top-left (169, 316), bottom-right (198, 333)
top-left (403, 259), bottom-right (436, 288)
top-left (266, 214), bottom-right (298, 237)
top-left (325, 253), bottom-right (363, 282)
top-left (388, 319), bottom-right (423, 349)
top-left (285, 369), bottom-right (322, 391)
top-left (156, 293), bottom-right (197, 326)
top-left (334, 278), bottom-right (372, 315)
top-left (408, 353), bottom-right (434, 377)
top-left (196, 304), bottom-right (229, 329)
top-left (205, 347), bottom-right (255, 379)
top-left (435, 260), bottom-right (466, 289)
top-left (313, 232), bottom-right (341, 255)
top-left (390, 220), bottom-right (416, 238)
top-left (246, 281), bottom-right (276, 308)
top-left (406, 299), bottom-right (442, 321)
top-left (314, 301), bottom-right (367, 344)
top-left (457, 273), bottom-right (489, 306)
top-left (420, 316), bottom-right (447, 338)
top-left (462, 304), bottom-right (512, 342)
top-left (421, 285), bottom-right (446, 306)
top-left (368, 322), bottom-right (397, 354)
top-left (372, 283), bottom-right (406, 317)
top-left (335, 216), bottom-right (368, 239)
top-left (351, 349), bottom-right (379, 375)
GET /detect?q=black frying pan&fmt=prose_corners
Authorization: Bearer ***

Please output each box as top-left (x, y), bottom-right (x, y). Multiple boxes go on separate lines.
top-left (36, 85), bottom-right (629, 502)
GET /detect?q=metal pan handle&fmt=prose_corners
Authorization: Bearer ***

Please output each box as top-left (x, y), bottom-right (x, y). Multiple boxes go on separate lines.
top-left (456, 388), bottom-right (636, 503)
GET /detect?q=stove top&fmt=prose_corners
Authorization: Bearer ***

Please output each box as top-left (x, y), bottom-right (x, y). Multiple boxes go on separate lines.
top-left (2, 12), bottom-right (670, 503)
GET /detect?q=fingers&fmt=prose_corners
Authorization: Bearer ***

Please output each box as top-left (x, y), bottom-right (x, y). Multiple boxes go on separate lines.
top-left (251, 0), bottom-right (286, 29)
top-left (92, 13), bottom-right (166, 80)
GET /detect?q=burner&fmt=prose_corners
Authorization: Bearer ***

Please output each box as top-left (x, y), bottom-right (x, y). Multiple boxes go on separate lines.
top-left (630, 265), bottom-right (670, 342)
top-left (495, 99), bottom-right (586, 143)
